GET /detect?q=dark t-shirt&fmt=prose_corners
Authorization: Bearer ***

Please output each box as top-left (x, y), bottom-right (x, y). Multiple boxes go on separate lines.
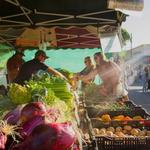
top-left (79, 66), bottom-right (94, 89)
top-left (14, 59), bottom-right (48, 84)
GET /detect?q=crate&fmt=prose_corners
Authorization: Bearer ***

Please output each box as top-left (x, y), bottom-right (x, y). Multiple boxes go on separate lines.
top-left (124, 101), bottom-right (137, 108)
top-left (95, 136), bottom-right (150, 150)
top-left (91, 124), bottom-right (150, 150)
top-left (87, 106), bottom-right (150, 119)
top-left (82, 139), bottom-right (99, 150)
top-left (91, 118), bottom-right (149, 129)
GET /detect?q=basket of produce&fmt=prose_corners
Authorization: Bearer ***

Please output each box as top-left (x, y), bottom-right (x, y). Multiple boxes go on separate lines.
top-left (85, 102), bottom-right (131, 118)
top-left (91, 118), bottom-right (148, 129)
top-left (92, 125), bottom-right (150, 150)
top-left (86, 105), bottom-right (150, 119)
top-left (90, 110), bottom-right (150, 128)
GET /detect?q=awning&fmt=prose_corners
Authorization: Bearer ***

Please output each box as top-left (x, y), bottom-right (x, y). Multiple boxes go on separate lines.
top-left (0, 0), bottom-right (127, 48)
top-left (0, 0), bottom-right (126, 28)
top-left (14, 26), bottom-right (101, 48)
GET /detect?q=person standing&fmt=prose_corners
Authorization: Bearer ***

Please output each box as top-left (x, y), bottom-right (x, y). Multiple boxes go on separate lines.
top-left (142, 66), bottom-right (149, 92)
top-left (74, 56), bottom-right (95, 90)
top-left (7, 50), bottom-right (25, 83)
top-left (79, 52), bottom-right (122, 97)
top-left (14, 50), bottom-right (66, 85)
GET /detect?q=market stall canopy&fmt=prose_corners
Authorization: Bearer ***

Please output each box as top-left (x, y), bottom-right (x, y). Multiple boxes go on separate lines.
top-left (14, 26), bottom-right (101, 48)
top-left (0, 26), bottom-right (120, 48)
top-left (0, 0), bottom-right (127, 48)
top-left (0, 0), bottom-right (126, 28)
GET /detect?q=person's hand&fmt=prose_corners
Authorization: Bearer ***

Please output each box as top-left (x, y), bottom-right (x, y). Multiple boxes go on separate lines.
top-left (73, 73), bottom-right (80, 81)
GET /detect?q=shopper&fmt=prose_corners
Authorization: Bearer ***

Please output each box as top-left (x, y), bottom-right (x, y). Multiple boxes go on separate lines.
top-left (74, 56), bottom-right (95, 90)
top-left (78, 52), bottom-right (123, 97)
top-left (7, 50), bottom-right (25, 83)
top-left (142, 66), bottom-right (149, 92)
top-left (14, 50), bottom-right (66, 85)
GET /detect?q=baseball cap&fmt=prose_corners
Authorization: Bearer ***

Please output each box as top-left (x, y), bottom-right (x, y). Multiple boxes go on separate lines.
top-left (35, 50), bottom-right (49, 59)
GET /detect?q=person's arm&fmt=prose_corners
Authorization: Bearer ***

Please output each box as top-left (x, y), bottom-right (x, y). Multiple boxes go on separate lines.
top-left (47, 67), bottom-right (67, 80)
top-left (79, 67), bottom-right (87, 75)
top-left (79, 68), bottom-right (98, 83)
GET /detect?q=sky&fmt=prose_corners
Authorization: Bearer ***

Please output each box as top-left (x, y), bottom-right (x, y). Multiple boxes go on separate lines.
top-left (122, 0), bottom-right (150, 48)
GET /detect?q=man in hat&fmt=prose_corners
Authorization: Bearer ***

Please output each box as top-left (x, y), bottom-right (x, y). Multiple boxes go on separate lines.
top-left (7, 51), bottom-right (25, 83)
top-left (14, 50), bottom-right (65, 85)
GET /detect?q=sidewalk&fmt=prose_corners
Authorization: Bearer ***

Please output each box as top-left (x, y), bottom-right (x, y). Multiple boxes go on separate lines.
top-left (128, 81), bottom-right (150, 113)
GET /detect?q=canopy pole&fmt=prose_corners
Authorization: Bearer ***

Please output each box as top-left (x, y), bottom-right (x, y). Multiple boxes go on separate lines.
top-left (36, 22), bottom-right (115, 26)
top-left (1, 12), bottom-right (31, 19)
top-left (117, 24), bottom-right (123, 49)
top-left (0, 35), bottom-right (14, 48)
top-left (77, 16), bottom-right (116, 23)
top-left (97, 26), bottom-right (102, 51)
top-left (0, 19), bottom-right (30, 25)
top-left (15, 0), bottom-right (34, 25)
top-left (77, 10), bottom-right (115, 17)
top-left (4, 0), bottom-right (31, 12)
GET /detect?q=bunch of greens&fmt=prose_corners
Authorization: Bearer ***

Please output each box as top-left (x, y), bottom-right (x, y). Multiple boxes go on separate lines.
top-left (110, 102), bottom-right (130, 111)
top-left (26, 79), bottom-right (58, 105)
top-left (26, 76), bottom-right (74, 109)
top-left (92, 102), bottom-right (130, 112)
top-left (8, 83), bottom-right (31, 105)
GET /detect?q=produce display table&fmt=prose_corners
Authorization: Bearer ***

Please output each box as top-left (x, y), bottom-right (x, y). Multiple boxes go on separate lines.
top-left (80, 93), bottom-right (150, 150)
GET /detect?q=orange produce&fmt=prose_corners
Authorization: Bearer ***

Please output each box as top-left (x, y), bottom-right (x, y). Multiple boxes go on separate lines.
top-left (112, 115), bottom-right (125, 121)
top-left (101, 114), bottom-right (111, 122)
top-left (123, 116), bottom-right (132, 121)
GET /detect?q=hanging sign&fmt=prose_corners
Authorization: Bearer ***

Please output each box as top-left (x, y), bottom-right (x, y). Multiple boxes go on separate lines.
top-left (108, 0), bottom-right (144, 11)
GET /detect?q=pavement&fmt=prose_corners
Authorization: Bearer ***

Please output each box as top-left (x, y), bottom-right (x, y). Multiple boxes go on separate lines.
top-left (128, 81), bottom-right (150, 113)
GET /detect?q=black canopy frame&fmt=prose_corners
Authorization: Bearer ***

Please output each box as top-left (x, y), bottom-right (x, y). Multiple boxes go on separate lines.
top-left (0, 0), bottom-right (127, 47)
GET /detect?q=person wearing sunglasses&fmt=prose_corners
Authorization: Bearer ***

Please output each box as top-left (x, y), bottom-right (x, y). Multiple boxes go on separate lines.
top-left (73, 56), bottom-right (95, 90)
top-left (79, 52), bottom-right (124, 99)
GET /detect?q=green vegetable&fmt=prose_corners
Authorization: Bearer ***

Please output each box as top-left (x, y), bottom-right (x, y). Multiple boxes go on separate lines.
top-left (26, 76), bottom-right (74, 108)
top-left (8, 83), bottom-right (31, 105)
top-left (26, 80), bottom-right (58, 104)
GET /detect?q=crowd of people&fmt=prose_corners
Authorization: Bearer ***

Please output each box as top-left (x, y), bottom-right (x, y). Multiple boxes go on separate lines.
top-left (7, 48), bottom-right (142, 101)
top-left (74, 52), bottom-right (128, 100)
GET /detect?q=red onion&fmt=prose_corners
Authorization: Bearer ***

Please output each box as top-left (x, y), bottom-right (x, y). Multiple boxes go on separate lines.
top-left (0, 132), bottom-right (7, 150)
top-left (50, 122), bottom-right (76, 150)
top-left (14, 122), bottom-right (76, 150)
top-left (20, 102), bottom-right (47, 124)
top-left (3, 106), bottom-right (22, 125)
